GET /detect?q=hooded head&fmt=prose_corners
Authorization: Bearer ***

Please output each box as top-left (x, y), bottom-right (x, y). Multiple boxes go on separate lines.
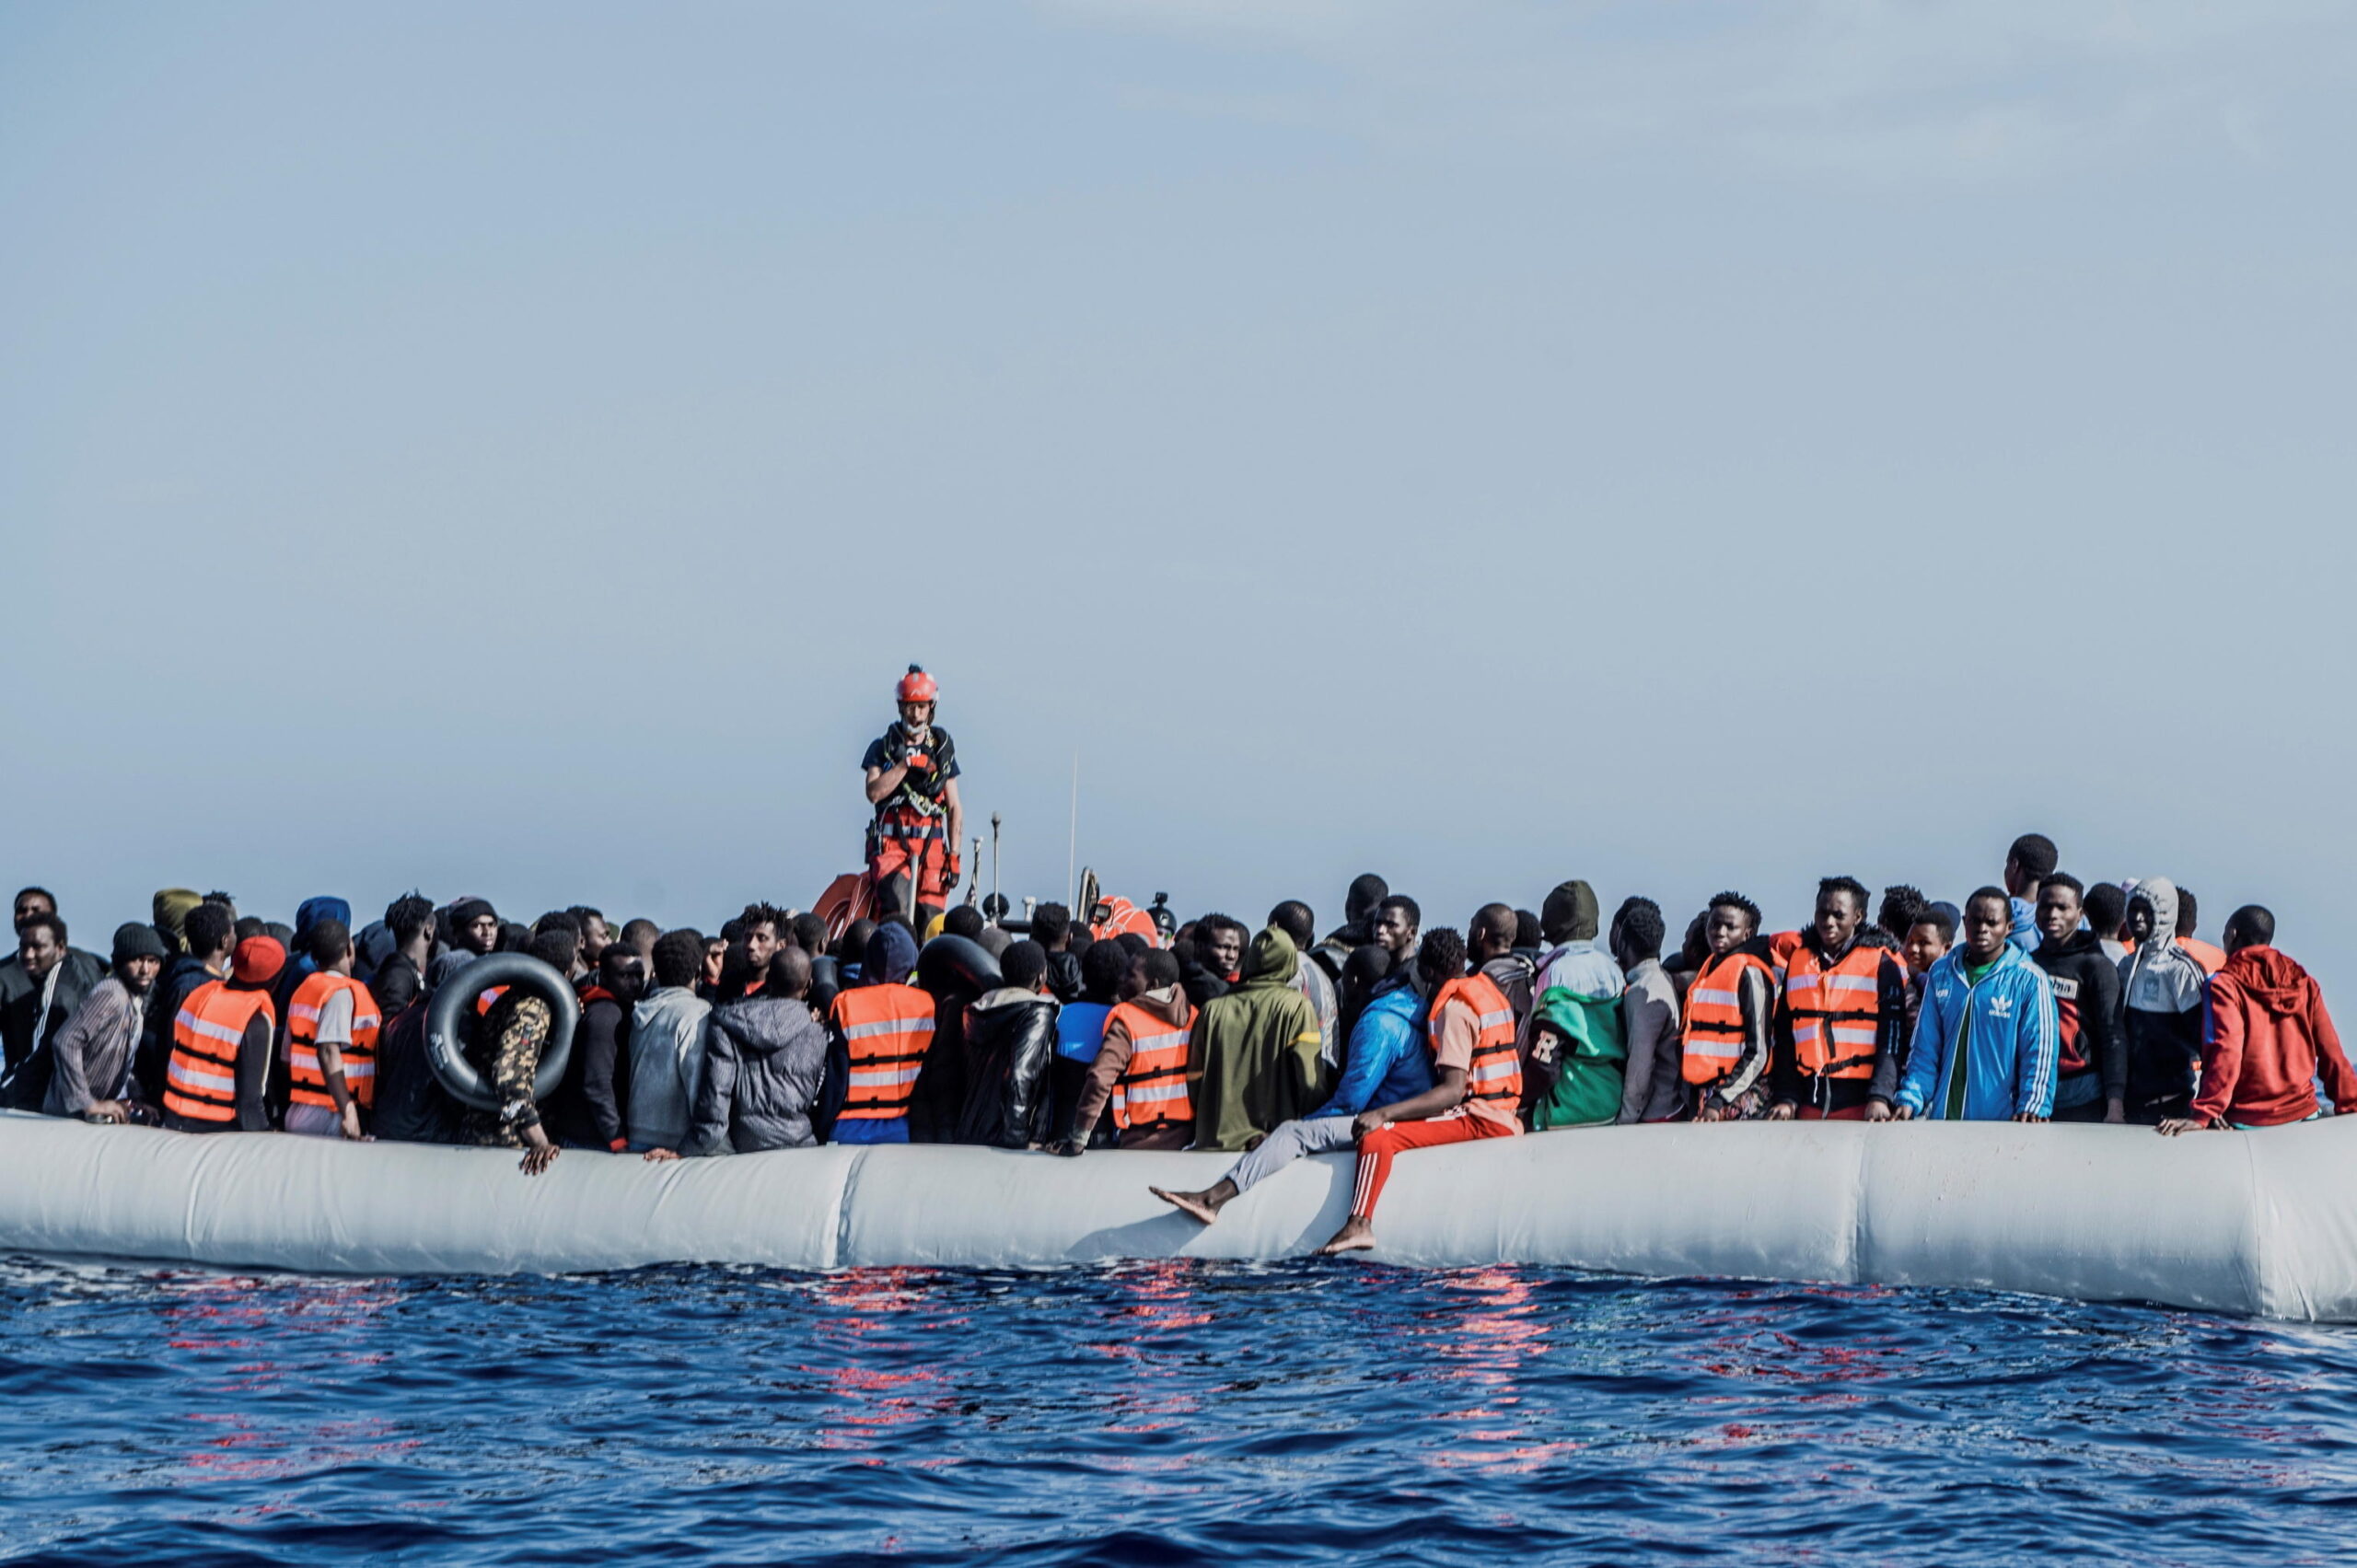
top-left (868, 921), bottom-right (920, 987)
top-left (2127, 877), bottom-right (2180, 940)
top-left (2123, 877), bottom-right (2205, 1012)
top-left (1240, 926), bottom-right (1299, 987)
top-left (151, 889), bottom-right (203, 952)
top-left (294, 896), bottom-right (351, 949)
top-left (1541, 880), bottom-right (1600, 945)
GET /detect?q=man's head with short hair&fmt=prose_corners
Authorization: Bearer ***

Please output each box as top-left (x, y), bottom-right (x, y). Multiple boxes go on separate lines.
top-left (1267, 900), bottom-right (1317, 952)
top-left (651, 929), bottom-right (706, 990)
top-left (1080, 938), bottom-right (1129, 1003)
top-left (185, 901), bottom-right (236, 962)
top-left (1704, 892), bottom-right (1761, 957)
top-left (1136, 948), bottom-right (1181, 994)
top-left (304, 917), bottom-right (354, 970)
top-left (599, 943), bottom-right (649, 1003)
top-left (1194, 914), bottom-right (1248, 978)
top-left (568, 906), bottom-right (610, 961)
top-left (620, 918), bottom-right (660, 959)
top-left (2224, 904), bottom-right (2275, 953)
top-left (1514, 910), bottom-right (1541, 951)
top-left (1609, 897), bottom-right (1666, 967)
top-left (12, 887), bottom-right (55, 934)
top-left (1904, 908), bottom-right (1955, 974)
top-left (16, 913), bottom-right (65, 981)
top-left (386, 892), bottom-right (436, 947)
top-left (768, 945), bottom-right (814, 1000)
top-left (790, 912), bottom-right (829, 957)
top-left (1343, 874), bottom-right (1388, 927)
top-left (1962, 887), bottom-right (2013, 963)
top-left (1415, 926), bottom-right (1467, 987)
top-left (1031, 903), bottom-right (1073, 950)
top-left (2176, 887), bottom-right (2201, 937)
top-left (2004, 833), bottom-right (2059, 897)
top-left (1001, 940), bottom-right (1050, 993)
top-left (2084, 882), bottom-right (2128, 943)
top-left (944, 906), bottom-right (986, 940)
top-left (528, 928), bottom-right (578, 972)
top-left (1875, 885), bottom-right (1927, 941)
top-left (2036, 874), bottom-right (2084, 948)
top-left (1814, 878), bottom-right (1869, 953)
top-left (1469, 902), bottom-right (1517, 964)
top-left (1373, 896), bottom-right (1420, 961)
top-left (233, 916), bottom-right (266, 943)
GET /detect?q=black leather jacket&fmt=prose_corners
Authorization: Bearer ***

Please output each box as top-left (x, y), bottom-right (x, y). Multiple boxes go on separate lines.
top-left (957, 990), bottom-right (1059, 1149)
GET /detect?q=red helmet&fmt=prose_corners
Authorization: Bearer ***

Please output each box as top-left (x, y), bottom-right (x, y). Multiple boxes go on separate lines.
top-left (896, 665), bottom-right (938, 704)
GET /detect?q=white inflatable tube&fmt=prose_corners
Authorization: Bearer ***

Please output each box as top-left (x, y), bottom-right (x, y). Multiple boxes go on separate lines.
top-left (2, 1112), bottom-right (2352, 1320)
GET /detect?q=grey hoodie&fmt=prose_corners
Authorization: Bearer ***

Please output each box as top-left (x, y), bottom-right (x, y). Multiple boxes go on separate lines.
top-left (2120, 879), bottom-right (2207, 1015)
top-left (628, 986), bottom-right (714, 1150)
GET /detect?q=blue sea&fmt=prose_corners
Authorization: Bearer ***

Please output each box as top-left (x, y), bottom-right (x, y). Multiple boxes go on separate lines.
top-left (2, 1258), bottom-right (2352, 1565)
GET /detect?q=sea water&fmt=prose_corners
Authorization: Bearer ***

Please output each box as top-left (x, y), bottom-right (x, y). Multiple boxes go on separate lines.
top-left (3, 1257), bottom-right (2352, 1565)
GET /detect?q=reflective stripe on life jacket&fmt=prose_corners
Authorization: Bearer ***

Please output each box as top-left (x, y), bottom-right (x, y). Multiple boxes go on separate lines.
top-left (286, 972), bottom-right (383, 1110)
top-left (163, 981), bottom-right (275, 1123)
top-left (1430, 974), bottom-right (1521, 1112)
top-left (1109, 1001), bottom-right (1196, 1131)
top-left (1681, 949), bottom-right (1773, 1087)
top-left (830, 982), bottom-right (935, 1120)
top-left (1782, 945), bottom-right (1886, 1082)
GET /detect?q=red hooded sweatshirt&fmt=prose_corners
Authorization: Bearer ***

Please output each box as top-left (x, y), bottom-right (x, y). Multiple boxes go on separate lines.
top-left (2190, 947), bottom-right (2357, 1128)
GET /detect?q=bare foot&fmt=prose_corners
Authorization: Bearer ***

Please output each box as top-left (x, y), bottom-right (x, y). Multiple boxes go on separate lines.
top-left (1150, 1186), bottom-right (1224, 1225)
top-left (1316, 1216), bottom-right (1376, 1255)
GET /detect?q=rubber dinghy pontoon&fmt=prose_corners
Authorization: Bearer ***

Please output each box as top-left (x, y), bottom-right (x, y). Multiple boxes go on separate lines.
top-left (2, 1112), bottom-right (2354, 1321)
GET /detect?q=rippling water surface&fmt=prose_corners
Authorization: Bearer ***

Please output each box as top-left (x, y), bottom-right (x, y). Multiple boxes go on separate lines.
top-left (3, 1257), bottom-right (2354, 1565)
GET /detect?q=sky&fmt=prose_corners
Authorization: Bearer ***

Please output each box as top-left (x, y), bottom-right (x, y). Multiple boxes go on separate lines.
top-left (3, 2), bottom-right (2354, 987)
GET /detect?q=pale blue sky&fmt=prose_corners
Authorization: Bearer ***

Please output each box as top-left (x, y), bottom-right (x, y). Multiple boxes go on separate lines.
top-left (5, 3), bottom-right (2353, 986)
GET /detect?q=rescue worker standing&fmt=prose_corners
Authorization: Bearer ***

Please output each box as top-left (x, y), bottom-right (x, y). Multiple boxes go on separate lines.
top-left (863, 666), bottom-right (964, 930)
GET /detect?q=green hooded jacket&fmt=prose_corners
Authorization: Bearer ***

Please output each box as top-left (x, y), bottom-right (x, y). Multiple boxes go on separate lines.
top-left (1529, 984), bottom-right (1627, 1130)
top-left (1186, 928), bottom-right (1328, 1151)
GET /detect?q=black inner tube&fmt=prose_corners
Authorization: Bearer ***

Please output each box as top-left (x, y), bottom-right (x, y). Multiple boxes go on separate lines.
top-left (423, 954), bottom-right (578, 1112)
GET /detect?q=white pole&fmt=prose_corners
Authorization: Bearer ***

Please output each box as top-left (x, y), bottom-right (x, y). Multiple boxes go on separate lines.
top-left (1067, 749), bottom-right (1079, 907)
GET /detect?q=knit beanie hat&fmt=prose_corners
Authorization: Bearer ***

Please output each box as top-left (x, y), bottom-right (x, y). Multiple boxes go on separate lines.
top-left (110, 923), bottom-right (168, 967)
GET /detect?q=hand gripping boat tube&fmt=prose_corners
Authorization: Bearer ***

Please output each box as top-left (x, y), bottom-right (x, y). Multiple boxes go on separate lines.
top-left (424, 954), bottom-right (578, 1110)
top-left (2, 1117), bottom-right (2356, 1322)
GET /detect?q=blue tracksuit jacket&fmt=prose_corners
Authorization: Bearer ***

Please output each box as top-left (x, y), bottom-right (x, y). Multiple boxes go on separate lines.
top-left (1898, 943), bottom-right (2060, 1120)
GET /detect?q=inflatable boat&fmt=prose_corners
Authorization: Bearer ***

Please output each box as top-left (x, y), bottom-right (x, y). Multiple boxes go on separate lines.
top-left (3, 1110), bottom-right (2352, 1321)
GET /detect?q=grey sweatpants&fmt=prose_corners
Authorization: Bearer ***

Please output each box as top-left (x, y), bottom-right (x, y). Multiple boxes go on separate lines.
top-left (1225, 1115), bottom-right (1358, 1193)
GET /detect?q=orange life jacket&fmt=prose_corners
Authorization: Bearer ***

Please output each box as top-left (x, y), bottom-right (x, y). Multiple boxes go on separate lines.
top-left (286, 972), bottom-right (383, 1110)
top-left (163, 981), bottom-right (275, 1124)
top-left (1109, 1000), bottom-right (1196, 1130)
top-left (1782, 943), bottom-right (1886, 1083)
top-left (1681, 948), bottom-right (1773, 1087)
top-left (830, 983), bottom-right (935, 1120)
top-left (1430, 973), bottom-right (1521, 1113)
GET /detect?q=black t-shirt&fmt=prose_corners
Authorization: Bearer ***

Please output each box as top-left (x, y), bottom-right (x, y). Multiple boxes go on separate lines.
top-left (863, 725), bottom-right (959, 807)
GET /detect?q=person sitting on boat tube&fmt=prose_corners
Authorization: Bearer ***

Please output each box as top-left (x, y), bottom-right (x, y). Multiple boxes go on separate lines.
top-left (863, 665), bottom-right (963, 932)
top-left (1893, 889), bottom-right (2058, 1122)
top-left (1315, 927), bottom-right (1521, 1256)
top-left (1147, 917), bottom-right (1434, 1225)
top-left (2158, 906), bottom-right (2357, 1135)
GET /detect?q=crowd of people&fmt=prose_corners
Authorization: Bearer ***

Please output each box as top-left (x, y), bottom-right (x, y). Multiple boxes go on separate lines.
top-left (0, 830), bottom-right (2347, 1255)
